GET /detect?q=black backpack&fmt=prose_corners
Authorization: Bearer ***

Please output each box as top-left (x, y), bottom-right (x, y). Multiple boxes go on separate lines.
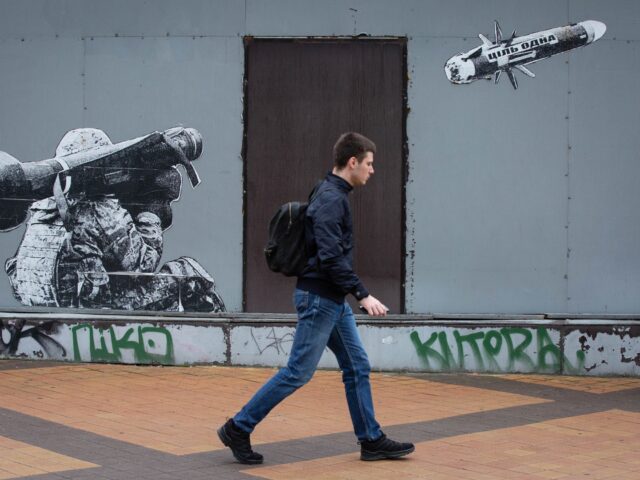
top-left (264, 182), bottom-right (322, 276)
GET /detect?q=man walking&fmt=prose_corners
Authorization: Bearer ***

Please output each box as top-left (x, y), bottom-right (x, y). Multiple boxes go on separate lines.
top-left (218, 132), bottom-right (414, 464)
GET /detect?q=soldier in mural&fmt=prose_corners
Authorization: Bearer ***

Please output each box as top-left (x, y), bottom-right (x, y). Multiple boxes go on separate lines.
top-left (1, 127), bottom-right (225, 312)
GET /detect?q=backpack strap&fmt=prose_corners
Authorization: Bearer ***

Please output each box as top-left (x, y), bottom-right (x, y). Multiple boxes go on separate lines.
top-left (305, 179), bottom-right (325, 273)
top-left (308, 179), bottom-right (324, 204)
top-left (52, 158), bottom-right (72, 230)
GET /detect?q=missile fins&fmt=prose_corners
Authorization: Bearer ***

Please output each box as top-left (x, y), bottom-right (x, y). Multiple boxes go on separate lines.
top-left (479, 33), bottom-right (493, 46)
top-left (494, 20), bottom-right (503, 44)
top-left (514, 65), bottom-right (536, 78)
top-left (506, 69), bottom-right (518, 89)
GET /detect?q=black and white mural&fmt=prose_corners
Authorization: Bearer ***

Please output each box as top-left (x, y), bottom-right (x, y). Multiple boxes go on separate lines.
top-left (445, 20), bottom-right (607, 89)
top-left (0, 127), bottom-right (225, 312)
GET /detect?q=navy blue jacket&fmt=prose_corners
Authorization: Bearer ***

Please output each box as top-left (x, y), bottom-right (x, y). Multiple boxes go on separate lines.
top-left (296, 172), bottom-right (369, 303)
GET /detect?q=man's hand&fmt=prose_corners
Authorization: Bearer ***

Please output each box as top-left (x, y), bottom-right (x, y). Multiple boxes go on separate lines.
top-left (358, 295), bottom-right (388, 316)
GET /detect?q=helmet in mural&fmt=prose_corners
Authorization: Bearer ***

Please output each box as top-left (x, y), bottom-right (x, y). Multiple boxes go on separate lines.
top-left (55, 128), bottom-right (112, 157)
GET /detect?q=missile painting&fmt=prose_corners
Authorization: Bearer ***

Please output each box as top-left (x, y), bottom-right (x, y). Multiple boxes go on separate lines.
top-left (445, 20), bottom-right (607, 89)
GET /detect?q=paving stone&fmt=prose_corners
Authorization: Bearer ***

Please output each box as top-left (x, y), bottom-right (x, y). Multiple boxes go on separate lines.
top-left (0, 360), bottom-right (638, 480)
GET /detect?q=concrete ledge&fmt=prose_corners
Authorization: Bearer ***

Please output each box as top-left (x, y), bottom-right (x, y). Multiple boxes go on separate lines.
top-left (2, 308), bottom-right (638, 322)
top-left (1, 310), bottom-right (638, 376)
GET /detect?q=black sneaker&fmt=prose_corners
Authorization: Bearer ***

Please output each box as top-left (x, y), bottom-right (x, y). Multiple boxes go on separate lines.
top-left (217, 419), bottom-right (264, 465)
top-left (360, 433), bottom-right (415, 461)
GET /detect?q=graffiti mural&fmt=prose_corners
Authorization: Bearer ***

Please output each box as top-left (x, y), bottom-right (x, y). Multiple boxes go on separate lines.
top-left (71, 324), bottom-right (174, 364)
top-left (445, 20), bottom-right (606, 89)
top-left (250, 327), bottom-right (294, 355)
top-left (0, 319), bottom-right (66, 358)
top-left (0, 319), bottom-right (227, 364)
top-left (0, 127), bottom-right (225, 313)
top-left (0, 319), bottom-right (638, 374)
top-left (410, 327), bottom-right (586, 374)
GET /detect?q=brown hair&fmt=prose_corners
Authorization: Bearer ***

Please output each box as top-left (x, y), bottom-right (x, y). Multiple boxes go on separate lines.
top-left (333, 132), bottom-right (376, 169)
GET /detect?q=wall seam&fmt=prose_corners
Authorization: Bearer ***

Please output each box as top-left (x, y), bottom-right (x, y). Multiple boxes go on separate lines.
top-left (565, 0), bottom-right (572, 313)
top-left (81, 36), bottom-right (86, 126)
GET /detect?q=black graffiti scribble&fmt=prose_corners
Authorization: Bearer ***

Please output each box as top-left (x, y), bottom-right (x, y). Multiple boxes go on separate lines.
top-left (250, 328), bottom-right (294, 355)
top-left (0, 320), bottom-right (67, 357)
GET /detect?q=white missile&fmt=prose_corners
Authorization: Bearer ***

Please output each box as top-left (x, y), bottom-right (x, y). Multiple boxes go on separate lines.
top-left (444, 20), bottom-right (607, 89)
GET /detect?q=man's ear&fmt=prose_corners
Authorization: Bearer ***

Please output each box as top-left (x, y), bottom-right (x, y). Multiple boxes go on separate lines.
top-left (347, 156), bottom-right (358, 169)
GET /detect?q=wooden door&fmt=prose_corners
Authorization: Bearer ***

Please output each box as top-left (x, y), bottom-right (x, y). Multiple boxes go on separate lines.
top-left (244, 38), bottom-right (406, 313)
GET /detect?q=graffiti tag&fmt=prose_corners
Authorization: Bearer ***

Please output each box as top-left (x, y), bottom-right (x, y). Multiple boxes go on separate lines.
top-left (250, 327), bottom-right (294, 355)
top-left (410, 327), bottom-right (585, 374)
top-left (71, 324), bottom-right (174, 364)
top-left (0, 319), bottom-right (66, 358)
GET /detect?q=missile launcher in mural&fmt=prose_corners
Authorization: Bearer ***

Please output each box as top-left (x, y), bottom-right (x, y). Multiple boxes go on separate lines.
top-left (444, 20), bottom-right (607, 89)
top-left (1, 127), bottom-right (225, 313)
top-left (0, 126), bottom-right (203, 232)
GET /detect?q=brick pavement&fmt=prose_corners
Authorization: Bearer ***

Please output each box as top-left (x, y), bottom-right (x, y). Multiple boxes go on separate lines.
top-left (0, 359), bottom-right (638, 479)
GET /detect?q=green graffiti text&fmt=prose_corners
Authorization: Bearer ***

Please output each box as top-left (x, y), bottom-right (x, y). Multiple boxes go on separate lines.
top-left (410, 327), bottom-right (585, 374)
top-left (72, 324), bottom-right (174, 364)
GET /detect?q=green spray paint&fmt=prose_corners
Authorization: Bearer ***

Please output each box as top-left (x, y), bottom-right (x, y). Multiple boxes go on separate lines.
top-left (409, 331), bottom-right (456, 370)
top-left (410, 327), bottom-right (584, 374)
top-left (501, 328), bottom-right (535, 371)
top-left (536, 327), bottom-right (585, 373)
top-left (454, 331), bottom-right (486, 370)
top-left (72, 324), bottom-right (174, 364)
top-left (482, 330), bottom-right (503, 371)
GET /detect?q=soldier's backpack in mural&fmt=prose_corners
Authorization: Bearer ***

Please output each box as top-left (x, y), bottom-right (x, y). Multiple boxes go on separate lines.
top-left (5, 199), bottom-right (67, 307)
top-left (264, 182), bottom-right (321, 277)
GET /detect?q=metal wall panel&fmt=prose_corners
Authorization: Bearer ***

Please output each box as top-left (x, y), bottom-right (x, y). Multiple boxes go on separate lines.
top-left (405, 35), bottom-right (570, 314)
top-left (0, 0), bottom-right (637, 314)
top-left (83, 36), bottom-right (245, 310)
top-left (0, 0), bottom-right (245, 38)
top-left (570, 0), bottom-right (640, 41)
top-left (568, 39), bottom-right (640, 313)
top-left (246, 0), bottom-right (568, 38)
top-left (0, 37), bottom-right (84, 165)
top-left (0, 37), bottom-right (84, 307)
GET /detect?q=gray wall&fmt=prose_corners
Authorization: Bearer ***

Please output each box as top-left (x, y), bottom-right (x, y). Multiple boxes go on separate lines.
top-left (0, 0), bottom-right (246, 309)
top-left (0, 0), bottom-right (638, 313)
top-left (404, 0), bottom-right (640, 313)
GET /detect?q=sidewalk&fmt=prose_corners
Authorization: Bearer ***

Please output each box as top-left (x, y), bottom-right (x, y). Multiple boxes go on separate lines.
top-left (0, 360), bottom-right (638, 480)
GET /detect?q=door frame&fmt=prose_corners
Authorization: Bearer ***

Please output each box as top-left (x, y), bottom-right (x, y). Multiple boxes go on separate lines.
top-left (241, 36), bottom-right (409, 313)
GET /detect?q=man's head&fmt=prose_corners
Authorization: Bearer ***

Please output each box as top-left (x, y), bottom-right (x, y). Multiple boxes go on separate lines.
top-left (332, 132), bottom-right (376, 187)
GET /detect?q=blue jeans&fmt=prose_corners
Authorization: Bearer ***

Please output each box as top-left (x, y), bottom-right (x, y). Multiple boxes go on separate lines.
top-left (233, 289), bottom-right (382, 442)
